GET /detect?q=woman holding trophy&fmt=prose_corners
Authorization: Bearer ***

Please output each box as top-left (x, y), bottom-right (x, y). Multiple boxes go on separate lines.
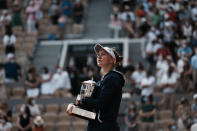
top-left (67, 44), bottom-right (125, 131)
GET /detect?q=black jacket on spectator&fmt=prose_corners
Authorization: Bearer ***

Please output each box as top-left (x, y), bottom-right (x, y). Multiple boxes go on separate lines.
top-left (80, 70), bottom-right (125, 131)
top-left (4, 62), bottom-right (21, 81)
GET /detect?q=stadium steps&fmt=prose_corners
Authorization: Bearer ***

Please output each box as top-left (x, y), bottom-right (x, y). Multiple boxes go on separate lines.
top-left (83, 0), bottom-right (111, 38)
top-left (32, 44), bottom-right (62, 71)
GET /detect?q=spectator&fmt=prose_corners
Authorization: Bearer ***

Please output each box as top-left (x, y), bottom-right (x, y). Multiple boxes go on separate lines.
top-left (72, 0), bottom-right (84, 24)
top-left (109, 13), bottom-right (122, 38)
top-left (150, 8), bottom-right (161, 27)
top-left (139, 95), bottom-right (156, 131)
top-left (3, 28), bottom-right (16, 55)
top-left (17, 105), bottom-right (33, 131)
top-left (123, 14), bottom-right (135, 38)
top-left (33, 116), bottom-right (44, 131)
top-left (177, 41), bottom-right (192, 59)
top-left (191, 47), bottom-right (197, 88)
top-left (120, 5), bottom-right (135, 23)
top-left (0, 115), bottom-right (12, 131)
top-left (25, 66), bottom-right (40, 98)
top-left (0, 10), bottom-right (12, 26)
top-left (26, 1), bottom-right (37, 33)
top-left (179, 59), bottom-right (193, 93)
top-left (48, 0), bottom-right (60, 25)
top-left (159, 65), bottom-right (178, 112)
top-left (131, 62), bottom-right (146, 95)
top-left (124, 102), bottom-right (139, 131)
top-left (58, 15), bottom-right (67, 39)
top-left (140, 70), bottom-right (155, 104)
top-left (60, 0), bottom-right (72, 18)
top-left (12, 0), bottom-right (22, 26)
top-left (40, 66), bottom-right (53, 95)
top-left (27, 97), bottom-right (40, 117)
top-left (4, 53), bottom-right (22, 83)
top-left (138, 17), bottom-right (150, 37)
top-left (50, 66), bottom-right (71, 94)
top-left (176, 98), bottom-right (193, 131)
top-left (123, 67), bottom-right (134, 95)
top-left (191, 94), bottom-right (197, 123)
top-left (0, 101), bottom-right (12, 123)
top-left (0, 63), bottom-right (6, 99)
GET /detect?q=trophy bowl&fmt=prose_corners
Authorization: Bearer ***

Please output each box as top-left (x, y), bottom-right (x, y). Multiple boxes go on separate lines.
top-left (66, 80), bottom-right (96, 120)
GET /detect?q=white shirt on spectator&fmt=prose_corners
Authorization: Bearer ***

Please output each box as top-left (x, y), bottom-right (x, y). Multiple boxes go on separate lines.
top-left (141, 76), bottom-right (155, 96)
top-left (51, 70), bottom-right (71, 92)
top-left (3, 35), bottom-right (16, 46)
top-left (192, 7), bottom-right (197, 22)
top-left (160, 72), bottom-right (178, 93)
top-left (177, 58), bottom-right (185, 74)
top-left (0, 122), bottom-right (12, 131)
top-left (0, 14), bottom-right (11, 24)
top-left (120, 11), bottom-right (135, 22)
top-left (156, 59), bottom-right (169, 85)
top-left (41, 73), bottom-right (53, 95)
top-left (28, 104), bottom-right (40, 117)
top-left (131, 70), bottom-right (146, 87)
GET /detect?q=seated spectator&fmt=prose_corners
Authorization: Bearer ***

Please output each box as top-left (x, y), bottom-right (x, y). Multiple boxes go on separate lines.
top-left (123, 67), bottom-right (134, 95)
top-left (139, 95), bottom-right (156, 131)
top-left (159, 65), bottom-right (178, 112)
top-left (25, 66), bottom-right (40, 98)
top-left (25, 1), bottom-right (38, 33)
top-left (140, 70), bottom-right (155, 104)
top-left (120, 5), bottom-right (135, 23)
top-left (0, 10), bottom-right (12, 26)
top-left (191, 47), bottom-right (197, 87)
top-left (58, 15), bottom-right (67, 39)
top-left (131, 63), bottom-right (146, 95)
top-left (3, 28), bottom-right (16, 55)
top-left (123, 14), bottom-right (135, 38)
top-left (0, 101), bottom-right (12, 123)
top-left (124, 102), bottom-right (139, 131)
top-left (177, 41), bottom-right (192, 59)
top-left (33, 116), bottom-right (44, 131)
top-left (0, 115), bottom-right (12, 131)
top-left (51, 66), bottom-right (71, 94)
top-left (60, 0), bottom-right (72, 18)
top-left (17, 105), bottom-right (33, 131)
top-left (191, 94), bottom-right (197, 123)
top-left (138, 17), bottom-right (150, 37)
top-left (179, 59), bottom-right (193, 93)
top-left (27, 97), bottom-right (40, 117)
top-left (0, 63), bottom-right (6, 99)
top-left (73, 0), bottom-right (84, 24)
top-left (4, 53), bottom-right (22, 83)
top-left (40, 66), bottom-right (53, 95)
top-left (150, 8), bottom-right (161, 27)
top-left (48, 1), bottom-right (60, 25)
top-left (109, 13), bottom-right (122, 38)
top-left (176, 97), bottom-right (193, 131)
top-left (12, 0), bottom-right (23, 26)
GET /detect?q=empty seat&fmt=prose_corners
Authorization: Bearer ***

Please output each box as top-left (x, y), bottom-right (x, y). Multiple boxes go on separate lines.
top-left (38, 104), bottom-right (44, 113)
top-left (12, 88), bottom-right (25, 98)
top-left (55, 121), bottom-right (70, 131)
top-left (159, 119), bottom-right (175, 130)
top-left (12, 113), bottom-right (19, 123)
top-left (46, 104), bottom-right (59, 113)
top-left (43, 112), bottom-right (57, 123)
top-left (58, 112), bottom-right (71, 122)
top-left (72, 120), bottom-right (87, 131)
top-left (44, 122), bottom-right (55, 131)
top-left (160, 110), bottom-right (172, 120)
top-left (60, 103), bottom-right (69, 112)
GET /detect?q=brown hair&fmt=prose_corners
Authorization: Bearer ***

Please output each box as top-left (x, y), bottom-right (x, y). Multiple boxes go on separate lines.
top-left (111, 48), bottom-right (123, 67)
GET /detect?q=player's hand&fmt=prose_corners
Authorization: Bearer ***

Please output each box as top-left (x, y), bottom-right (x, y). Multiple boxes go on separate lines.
top-left (66, 104), bottom-right (74, 116)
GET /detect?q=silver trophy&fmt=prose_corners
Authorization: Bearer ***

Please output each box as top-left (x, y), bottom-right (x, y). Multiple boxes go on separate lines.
top-left (67, 80), bottom-right (96, 120)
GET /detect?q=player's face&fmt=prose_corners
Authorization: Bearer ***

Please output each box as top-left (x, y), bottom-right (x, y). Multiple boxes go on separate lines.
top-left (97, 49), bottom-right (114, 67)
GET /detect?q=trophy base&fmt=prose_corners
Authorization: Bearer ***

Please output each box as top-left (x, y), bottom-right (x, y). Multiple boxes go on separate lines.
top-left (67, 103), bottom-right (96, 120)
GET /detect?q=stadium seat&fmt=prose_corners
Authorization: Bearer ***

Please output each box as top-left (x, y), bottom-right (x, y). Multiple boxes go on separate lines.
top-left (46, 104), bottom-right (59, 113)
top-left (159, 110), bottom-right (172, 120)
top-left (58, 112), bottom-right (72, 122)
top-left (72, 120), bottom-right (87, 131)
top-left (55, 121), bottom-right (71, 131)
top-left (43, 112), bottom-right (57, 123)
top-left (44, 122), bottom-right (55, 131)
top-left (12, 88), bottom-right (25, 98)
